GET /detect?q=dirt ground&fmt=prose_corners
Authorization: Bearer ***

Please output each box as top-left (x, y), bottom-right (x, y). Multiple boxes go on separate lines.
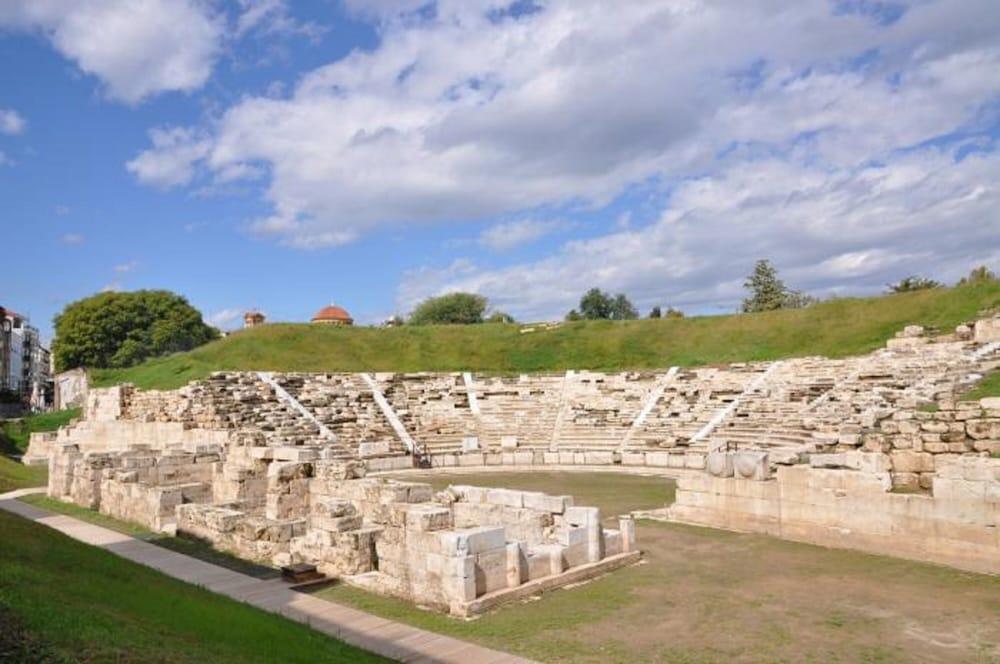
top-left (315, 470), bottom-right (1000, 663)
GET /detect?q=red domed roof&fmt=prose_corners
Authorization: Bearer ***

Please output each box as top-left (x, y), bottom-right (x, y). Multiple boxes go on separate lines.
top-left (312, 305), bottom-right (353, 323)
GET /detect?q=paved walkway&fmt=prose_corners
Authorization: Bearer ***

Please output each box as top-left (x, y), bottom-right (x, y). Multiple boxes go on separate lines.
top-left (0, 489), bottom-right (534, 664)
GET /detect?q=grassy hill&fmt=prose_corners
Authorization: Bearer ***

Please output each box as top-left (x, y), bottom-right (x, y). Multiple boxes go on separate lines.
top-left (0, 509), bottom-right (384, 663)
top-left (93, 281), bottom-right (1000, 391)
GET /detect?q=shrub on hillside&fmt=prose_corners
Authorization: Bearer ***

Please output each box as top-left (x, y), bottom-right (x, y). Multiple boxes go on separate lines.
top-left (53, 290), bottom-right (218, 371)
top-left (957, 265), bottom-right (996, 286)
top-left (887, 275), bottom-right (943, 293)
top-left (409, 292), bottom-right (488, 325)
top-left (742, 259), bottom-right (815, 312)
top-left (571, 288), bottom-right (638, 320)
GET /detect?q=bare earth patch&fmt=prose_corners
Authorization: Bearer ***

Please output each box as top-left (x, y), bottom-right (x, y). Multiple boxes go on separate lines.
top-left (311, 471), bottom-right (1000, 663)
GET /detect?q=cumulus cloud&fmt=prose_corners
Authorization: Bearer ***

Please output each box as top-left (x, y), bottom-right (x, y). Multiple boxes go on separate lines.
top-left (478, 218), bottom-right (571, 252)
top-left (400, 147), bottom-right (1000, 319)
top-left (0, 0), bottom-right (222, 103)
top-left (61, 233), bottom-right (84, 245)
top-left (129, 0), bottom-right (1000, 247)
top-left (0, 108), bottom-right (25, 135)
top-left (126, 127), bottom-right (212, 188)
top-left (206, 308), bottom-right (245, 330)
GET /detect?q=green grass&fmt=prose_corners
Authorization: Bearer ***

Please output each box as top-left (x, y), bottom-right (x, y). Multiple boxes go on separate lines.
top-left (0, 408), bottom-right (80, 453)
top-left (961, 369), bottom-right (1000, 401)
top-left (0, 409), bottom-right (77, 493)
top-left (20, 494), bottom-right (280, 579)
top-left (0, 510), bottom-right (386, 663)
top-left (92, 281), bottom-right (1000, 390)
top-left (0, 457), bottom-right (47, 493)
top-left (312, 471), bottom-right (1000, 663)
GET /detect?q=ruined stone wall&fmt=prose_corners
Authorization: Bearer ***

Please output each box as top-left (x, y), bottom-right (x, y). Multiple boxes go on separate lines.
top-left (669, 454), bottom-right (999, 574)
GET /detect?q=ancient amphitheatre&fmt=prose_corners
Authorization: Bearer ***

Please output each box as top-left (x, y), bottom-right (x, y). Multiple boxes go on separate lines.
top-left (4, 289), bottom-right (997, 662)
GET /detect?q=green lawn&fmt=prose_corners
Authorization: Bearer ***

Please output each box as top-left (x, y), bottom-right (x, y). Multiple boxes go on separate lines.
top-left (0, 509), bottom-right (387, 663)
top-left (1, 408), bottom-right (80, 453)
top-left (961, 369), bottom-right (1000, 401)
top-left (312, 471), bottom-right (1000, 663)
top-left (93, 281), bottom-right (1000, 390)
top-left (0, 409), bottom-right (78, 493)
top-left (20, 494), bottom-right (280, 579)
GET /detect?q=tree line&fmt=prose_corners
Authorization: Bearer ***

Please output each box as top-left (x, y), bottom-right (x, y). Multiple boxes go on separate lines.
top-left (51, 263), bottom-right (995, 372)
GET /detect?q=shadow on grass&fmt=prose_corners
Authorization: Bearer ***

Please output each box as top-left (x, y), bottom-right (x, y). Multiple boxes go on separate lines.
top-left (18, 494), bottom-right (279, 580)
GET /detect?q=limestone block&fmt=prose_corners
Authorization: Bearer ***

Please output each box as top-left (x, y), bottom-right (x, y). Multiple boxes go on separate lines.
top-left (439, 526), bottom-right (506, 556)
top-left (475, 549), bottom-right (510, 595)
top-left (621, 451), bottom-right (647, 466)
top-left (487, 488), bottom-right (524, 508)
top-left (619, 517), bottom-right (636, 553)
top-left (891, 451), bottom-right (934, 473)
top-left (500, 436), bottom-right (519, 449)
top-left (402, 504), bottom-right (454, 532)
top-left (973, 317), bottom-right (1000, 343)
top-left (525, 548), bottom-right (553, 580)
top-left (543, 451), bottom-right (561, 465)
top-left (501, 452), bottom-right (517, 465)
top-left (981, 397), bottom-right (1000, 410)
top-left (485, 453), bottom-right (502, 466)
top-left (734, 451), bottom-right (770, 480)
top-left (522, 491), bottom-right (573, 514)
top-left (505, 542), bottom-right (525, 587)
top-left (706, 451), bottom-right (734, 478)
top-left (966, 419), bottom-right (1000, 440)
top-left (458, 453), bottom-right (485, 467)
top-left (565, 506), bottom-right (600, 527)
top-left (668, 452), bottom-right (687, 469)
top-left (311, 514), bottom-right (363, 532)
top-left (685, 453), bottom-right (707, 470)
top-left (556, 525), bottom-right (588, 548)
top-left (558, 451), bottom-right (575, 465)
top-left (583, 451), bottom-right (614, 465)
top-left (603, 529), bottom-right (622, 557)
top-left (461, 436), bottom-right (480, 452)
top-left (358, 441), bottom-right (391, 457)
top-left (646, 451), bottom-right (670, 467)
top-left (513, 451), bottom-right (534, 465)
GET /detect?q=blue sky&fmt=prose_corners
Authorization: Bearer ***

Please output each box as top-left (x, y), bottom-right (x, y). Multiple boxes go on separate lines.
top-left (2, 1), bottom-right (998, 341)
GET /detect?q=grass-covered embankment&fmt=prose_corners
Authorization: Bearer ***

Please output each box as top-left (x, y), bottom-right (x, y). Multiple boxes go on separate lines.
top-left (0, 509), bottom-right (386, 662)
top-left (0, 409), bottom-right (78, 492)
top-left (93, 281), bottom-right (1000, 391)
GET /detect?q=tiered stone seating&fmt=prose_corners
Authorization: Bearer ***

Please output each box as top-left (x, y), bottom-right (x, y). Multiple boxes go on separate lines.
top-left (552, 371), bottom-right (660, 451)
top-left (379, 373), bottom-right (476, 455)
top-left (626, 364), bottom-right (766, 452)
top-left (276, 373), bottom-right (407, 456)
top-left (473, 373), bottom-right (567, 450)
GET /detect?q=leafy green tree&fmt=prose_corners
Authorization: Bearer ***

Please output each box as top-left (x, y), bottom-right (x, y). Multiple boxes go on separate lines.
top-left (409, 292), bottom-right (488, 325)
top-left (610, 293), bottom-right (638, 320)
top-left (578, 288), bottom-right (614, 319)
top-left (53, 290), bottom-right (218, 371)
top-left (887, 275), bottom-right (942, 293)
top-left (742, 260), bottom-right (788, 312)
top-left (486, 311), bottom-right (516, 324)
top-left (957, 265), bottom-right (996, 286)
top-left (565, 309), bottom-right (582, 321)
top-left (649, 306), bottom-right (662, 319)
top-left (664, 306), bottom-right (685, 319)
top-left (741, 259), bottom-right (815, 312)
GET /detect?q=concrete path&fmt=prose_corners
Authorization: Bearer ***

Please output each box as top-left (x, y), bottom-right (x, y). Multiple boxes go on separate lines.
top-left (0, 489), bottom-right (535, 664)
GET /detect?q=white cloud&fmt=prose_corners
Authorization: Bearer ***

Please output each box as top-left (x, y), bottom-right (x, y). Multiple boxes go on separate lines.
top-left (60, 233), bottom-right (84, 245)
top-left (478, 218), bottom-right (571, 252)
top-left (114, 260), bottom-right (139, 273)
top-left (54, 204), bottom-right (70, 216)
top-left (207, 308), bottom-right (246, 330)
top-left (0, 0), bottom-right (223, 103)
top-left (126, 127), bottom-right (212, 188)
top-left (399, 147), bottom-right (1000, 320)
top-left (129, 0), bottom-right (1000, 251)
top-left (0, 108), bottom-right (25, 135)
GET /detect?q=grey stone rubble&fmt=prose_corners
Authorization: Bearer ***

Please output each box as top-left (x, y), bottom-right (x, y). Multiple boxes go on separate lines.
top-left (27, 315), bottom-right (1000, 594)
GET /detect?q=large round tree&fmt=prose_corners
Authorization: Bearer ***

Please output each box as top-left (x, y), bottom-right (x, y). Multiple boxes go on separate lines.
top-left (53, 290), bottom-right (219, 371)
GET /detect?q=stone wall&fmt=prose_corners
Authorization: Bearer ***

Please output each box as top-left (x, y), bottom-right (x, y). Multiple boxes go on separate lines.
top-left (668, 454), bottom-right (999, 574)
